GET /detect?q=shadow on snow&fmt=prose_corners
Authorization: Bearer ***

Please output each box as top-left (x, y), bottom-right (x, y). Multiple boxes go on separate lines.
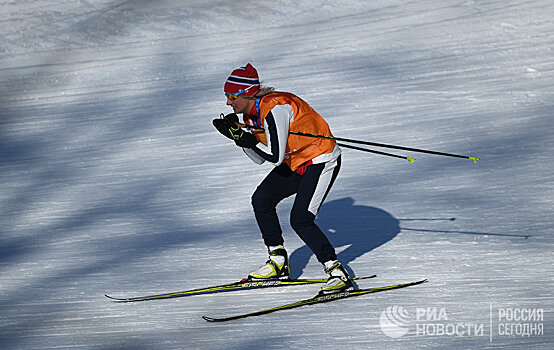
top-left (289, 197), bottom-right (400, 279)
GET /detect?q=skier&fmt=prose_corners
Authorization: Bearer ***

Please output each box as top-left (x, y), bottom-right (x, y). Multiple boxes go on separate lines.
top-left (213, 63), bottom-right (353, 294)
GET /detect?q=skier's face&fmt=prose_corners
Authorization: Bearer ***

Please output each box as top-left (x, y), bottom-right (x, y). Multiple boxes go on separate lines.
top-left (226, 95), bottom-right (253, 115)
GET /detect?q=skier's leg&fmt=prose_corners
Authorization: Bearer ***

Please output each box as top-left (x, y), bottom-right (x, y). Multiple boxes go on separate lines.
top-left (251, 163), bottom-right (300, 246)
top-left (289, 156), bottom-right (341, 263)
top-left (249, 163), bottom-right (300, 279)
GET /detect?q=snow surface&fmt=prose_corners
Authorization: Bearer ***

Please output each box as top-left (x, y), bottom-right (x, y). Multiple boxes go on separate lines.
top-left (1, 0), bottom-right (553, 349)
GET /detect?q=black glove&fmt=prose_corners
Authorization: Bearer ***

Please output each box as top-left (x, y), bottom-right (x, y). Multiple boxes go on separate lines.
top-left (212, 113), bottom-right (259, 148)
top-left (234, 130), bottom-right (258, 148)
top-left (213, 113), bottom-right (239, 140)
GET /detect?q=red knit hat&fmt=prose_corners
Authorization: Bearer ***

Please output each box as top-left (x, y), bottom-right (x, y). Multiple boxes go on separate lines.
top-left (224, 63), bottom-right (261, 96)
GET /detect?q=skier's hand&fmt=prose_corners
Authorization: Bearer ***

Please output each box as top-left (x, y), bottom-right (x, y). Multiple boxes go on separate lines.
top-left (221, 112), bottom-right (239, 126)
top-left (212, 113), bottom-right (258, 148)
top-left (234, 130), bottom-right (258, 148)
top-left (213, 113), bottom-right (239, 140)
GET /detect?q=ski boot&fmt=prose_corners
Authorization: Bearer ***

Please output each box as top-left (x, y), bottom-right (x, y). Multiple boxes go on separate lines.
top-left (248, 245), bottom-right (290, 280)
top-left (319, 260), bottom-right (354, 294)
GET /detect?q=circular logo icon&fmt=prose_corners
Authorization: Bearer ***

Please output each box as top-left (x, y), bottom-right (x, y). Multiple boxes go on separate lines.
top-left (379, 305), bottom-right (411, 338)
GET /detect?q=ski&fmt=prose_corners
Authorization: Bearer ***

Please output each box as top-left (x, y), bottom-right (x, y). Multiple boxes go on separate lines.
top-left (105, 275), bottom-right (377, 302)
top-left (202, 279), bottom-right (427, 322)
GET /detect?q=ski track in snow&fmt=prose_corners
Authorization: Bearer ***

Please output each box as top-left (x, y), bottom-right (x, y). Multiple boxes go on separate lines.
top-left (1, 0), bottom-right (553, 349)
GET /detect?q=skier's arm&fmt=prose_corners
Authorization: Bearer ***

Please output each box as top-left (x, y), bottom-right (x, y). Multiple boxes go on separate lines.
top-left (249, 104), bottom-right (291, 166)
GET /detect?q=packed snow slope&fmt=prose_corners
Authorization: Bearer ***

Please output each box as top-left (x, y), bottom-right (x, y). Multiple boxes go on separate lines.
top-left (1, 0), bottom-right (553, 349)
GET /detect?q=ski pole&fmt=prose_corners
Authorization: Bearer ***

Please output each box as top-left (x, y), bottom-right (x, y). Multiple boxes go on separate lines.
top-left (238, 123), bottom-right (479, 164)
top-left (237, 123), bottom-right (414, 163)
top-left (336, 143), bottom-right (415, 163)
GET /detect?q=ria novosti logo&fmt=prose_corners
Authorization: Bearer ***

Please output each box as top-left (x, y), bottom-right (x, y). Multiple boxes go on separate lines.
top-left (379, 305), bottom-right (411, 338)
top-left (379, 304), bottom-right (544, 341)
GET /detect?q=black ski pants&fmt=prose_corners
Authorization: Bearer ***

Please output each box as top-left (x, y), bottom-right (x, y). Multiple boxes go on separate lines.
top-left (251, 156), bottom-right (341, 264)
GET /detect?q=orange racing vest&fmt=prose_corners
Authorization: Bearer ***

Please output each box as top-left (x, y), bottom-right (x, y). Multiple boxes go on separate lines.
top-left (247, 92), bottom-right (336, 171)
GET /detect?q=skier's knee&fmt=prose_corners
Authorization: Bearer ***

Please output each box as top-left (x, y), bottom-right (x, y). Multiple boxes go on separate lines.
top-left (251, 188), bottom-right (270, 211)
top-left (290, 210), bottom-right (314, 232)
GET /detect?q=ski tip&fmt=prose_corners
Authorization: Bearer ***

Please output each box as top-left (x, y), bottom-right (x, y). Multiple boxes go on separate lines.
top-left (104, 294), bottom-right (130, 302)
top-left (407, 157), bottom-right (415, 163)
top-left (469, 156), bottom-right (480, 164)
top-left (202, 316), bottom-right (220, 322)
